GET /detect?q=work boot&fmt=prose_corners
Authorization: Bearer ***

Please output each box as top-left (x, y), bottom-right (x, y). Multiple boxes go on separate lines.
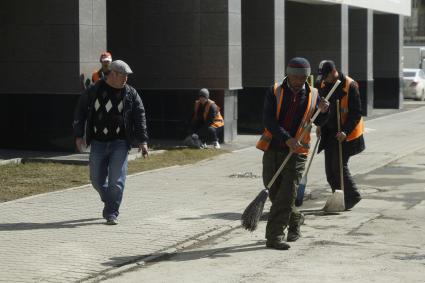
top-left (287, 213), bottom-right (304, 242)
top-left (266, 239), bottom-right (291, 250)
top-left (345, 196), bottom-right (362, 210)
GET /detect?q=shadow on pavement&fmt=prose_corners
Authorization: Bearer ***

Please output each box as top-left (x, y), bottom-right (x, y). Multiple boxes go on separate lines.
top-left (0, 217), bottom-right (102, 231)
top-left (178, 212), bottom-right (241, 221)
top-left (103, 242), bottom-right (266, 267)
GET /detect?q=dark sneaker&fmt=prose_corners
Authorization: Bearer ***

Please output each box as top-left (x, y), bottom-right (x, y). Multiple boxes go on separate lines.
top-left (106, 217), bottom-right (118, 225)
top-left (345, 196), bottom-right (362, 210)
top-left (266, 240), bottom-right (291, 250)
top-left (287, 213), bottom-right (304, 242)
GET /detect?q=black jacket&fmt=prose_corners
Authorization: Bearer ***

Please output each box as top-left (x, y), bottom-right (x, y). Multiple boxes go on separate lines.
top-left (263, 78), bottom-right (329, 150)
top-left (73, 80), bottom-right (148, 147)
top-left (318, 73), bottom-right (365, 156)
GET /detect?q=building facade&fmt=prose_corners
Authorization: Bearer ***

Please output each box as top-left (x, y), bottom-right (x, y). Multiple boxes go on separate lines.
top-left (0, 0), bottom-right (411, 150)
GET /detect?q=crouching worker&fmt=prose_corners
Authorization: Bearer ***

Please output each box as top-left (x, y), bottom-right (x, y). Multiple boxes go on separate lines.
top-left (190, 88), bottom-right (224, 149)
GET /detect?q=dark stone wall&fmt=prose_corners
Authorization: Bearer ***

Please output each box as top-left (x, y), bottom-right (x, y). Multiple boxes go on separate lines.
top-left (0, 93), bottom-right (78, 150)
top-left (107, 0), bottom-right (241, 90)
top-left (0, 0), bottom-right (106, 150)
top-left (285, 2), bottom-right (349, 78)
top-left (0, 1), bottom-right (80, 94)
top-left (107, 0), bottom-right (240, 141)
top-left (373, 13), bottom-right (403, 109)
top-left (242, 0), bottom-right (285, 87)
top-left (349, 8), bottom-right (373, 116)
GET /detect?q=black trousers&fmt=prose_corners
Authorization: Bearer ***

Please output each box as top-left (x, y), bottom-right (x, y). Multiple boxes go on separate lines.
top-left (196, 125), bottom-right (223, 143)
top-left (324, 142), bottom-right (361, 201)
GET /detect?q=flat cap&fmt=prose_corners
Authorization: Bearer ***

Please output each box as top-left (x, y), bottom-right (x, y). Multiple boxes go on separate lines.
top-left (109, 60), bottom-right (133, 75)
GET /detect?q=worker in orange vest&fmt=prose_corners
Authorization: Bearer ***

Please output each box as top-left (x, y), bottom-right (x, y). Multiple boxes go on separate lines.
top-left (257, 57), bottom-right (330, 250)
top-left (316, 60), bottom-right (365, 210)
top-left (92, 52), bottom-right (112, 83)
top-left (190, 88), bottom-right (224, 149)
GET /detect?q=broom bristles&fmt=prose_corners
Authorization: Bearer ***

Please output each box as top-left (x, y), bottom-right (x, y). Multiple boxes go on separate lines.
top-left (241, 189), bottom-right (269, 231)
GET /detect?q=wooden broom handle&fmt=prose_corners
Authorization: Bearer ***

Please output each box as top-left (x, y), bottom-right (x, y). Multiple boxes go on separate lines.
top-left (337, 99), bottom-right (344, 193)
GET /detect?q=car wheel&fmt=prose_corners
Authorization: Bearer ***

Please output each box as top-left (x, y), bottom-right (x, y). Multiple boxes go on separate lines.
top-left (422, 90), bottom-right (425, 101)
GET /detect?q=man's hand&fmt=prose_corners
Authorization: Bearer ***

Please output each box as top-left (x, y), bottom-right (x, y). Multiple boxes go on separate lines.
top-left (75, 137), bottom-right (86, 153)
top-left (285, 138), bottom-right (301, 152)
top-left (318, 98), bottom-right (330, 113)
top-left (138, 143), bottom-right (149, 158)
top-left (335, 131), bottom-right (347, 142)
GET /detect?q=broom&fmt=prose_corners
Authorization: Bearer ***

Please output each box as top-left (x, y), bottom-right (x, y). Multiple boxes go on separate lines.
top-left (323, 99), bottom-right (345, 212)
top-left (295, 135), bottom-right (320, 207)
top-left (241, 80), bottom-right (341, 231)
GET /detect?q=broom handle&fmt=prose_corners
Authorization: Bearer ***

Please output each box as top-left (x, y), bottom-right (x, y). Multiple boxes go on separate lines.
top-left (337, 100), bottom-right (344, 193)
top-left (266, 80), bottom-right (341, 189)
top-left (301, 135), bottom-right (320, 179)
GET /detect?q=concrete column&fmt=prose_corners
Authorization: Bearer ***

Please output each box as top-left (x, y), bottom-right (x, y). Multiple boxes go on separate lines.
top-left (239, 0), bottom-right (285, 133)
top-left (285, 2), bottom-right (349, 79)
top-left (223, 90), bottom-right (238, 143)
top-left (349, 8), bottom-right (373, 116)
top-left (79, 0), bottom-right (107, 89)
top-left (373, 13), bottom-right (404, 109)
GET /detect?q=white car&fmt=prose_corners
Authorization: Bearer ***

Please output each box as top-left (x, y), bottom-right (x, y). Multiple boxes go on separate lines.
top-left (403, 68), bottom-right (425, 101)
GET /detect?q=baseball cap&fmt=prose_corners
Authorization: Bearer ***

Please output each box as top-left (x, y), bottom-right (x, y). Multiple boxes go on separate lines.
top-left (109, 60), bottom-right (133, 75)
top-left (100, 52), bottom-right (112, 62)
top-left (317, 60), bottom-right (336, 81)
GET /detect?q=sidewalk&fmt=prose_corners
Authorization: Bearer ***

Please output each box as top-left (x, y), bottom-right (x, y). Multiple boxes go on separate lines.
top-left (1, 103), bottom-right (425, 282)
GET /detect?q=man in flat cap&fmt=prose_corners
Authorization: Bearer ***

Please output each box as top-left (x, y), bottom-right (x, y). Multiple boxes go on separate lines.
top-left (316, 60), bottom-right (365, 211)
top-left (256, 57), bottom-right (330, 250)
top-left (73, 59), bottom-right (149, 225)
top-left (190, 88), bottom-right (224, 149)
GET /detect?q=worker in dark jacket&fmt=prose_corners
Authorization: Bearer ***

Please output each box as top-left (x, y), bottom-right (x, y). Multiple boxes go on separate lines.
top-left (191, 88), bottom-right (224, 149)
top-left (257, 57), bottom-right (330, 250)
top-left (73, 60), bottom-right (148, 225)
top-left (316, 60), bottom-right (365, 210)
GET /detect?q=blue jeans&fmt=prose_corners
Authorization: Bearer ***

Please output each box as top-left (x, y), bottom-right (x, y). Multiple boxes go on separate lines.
top-left (89, 139), bottom-right (129, 219)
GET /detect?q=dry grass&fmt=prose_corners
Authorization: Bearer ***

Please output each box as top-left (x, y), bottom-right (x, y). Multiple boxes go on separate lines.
top-left (0, 148), bottom-right (225, 203)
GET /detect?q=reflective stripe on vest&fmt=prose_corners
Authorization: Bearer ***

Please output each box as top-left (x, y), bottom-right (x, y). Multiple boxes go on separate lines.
top-left (340, 76), bottom-right (364, 141)
top-left (256, 83), bottom-right (318, 155)
top-left (194, 99), bottom-right (224, 128)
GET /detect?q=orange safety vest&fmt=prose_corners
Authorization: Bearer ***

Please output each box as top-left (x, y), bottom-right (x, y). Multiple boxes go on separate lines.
top-left (256, 83), bottom-right (318, 155)
top-left (321, 76), bottom-right (364, 141)
top-left (92, 69), bottom-right (110, 83)
top-left (92, 70), bottom-right (101, 83)
top-left (193, 99), bottom-right (224, 128)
